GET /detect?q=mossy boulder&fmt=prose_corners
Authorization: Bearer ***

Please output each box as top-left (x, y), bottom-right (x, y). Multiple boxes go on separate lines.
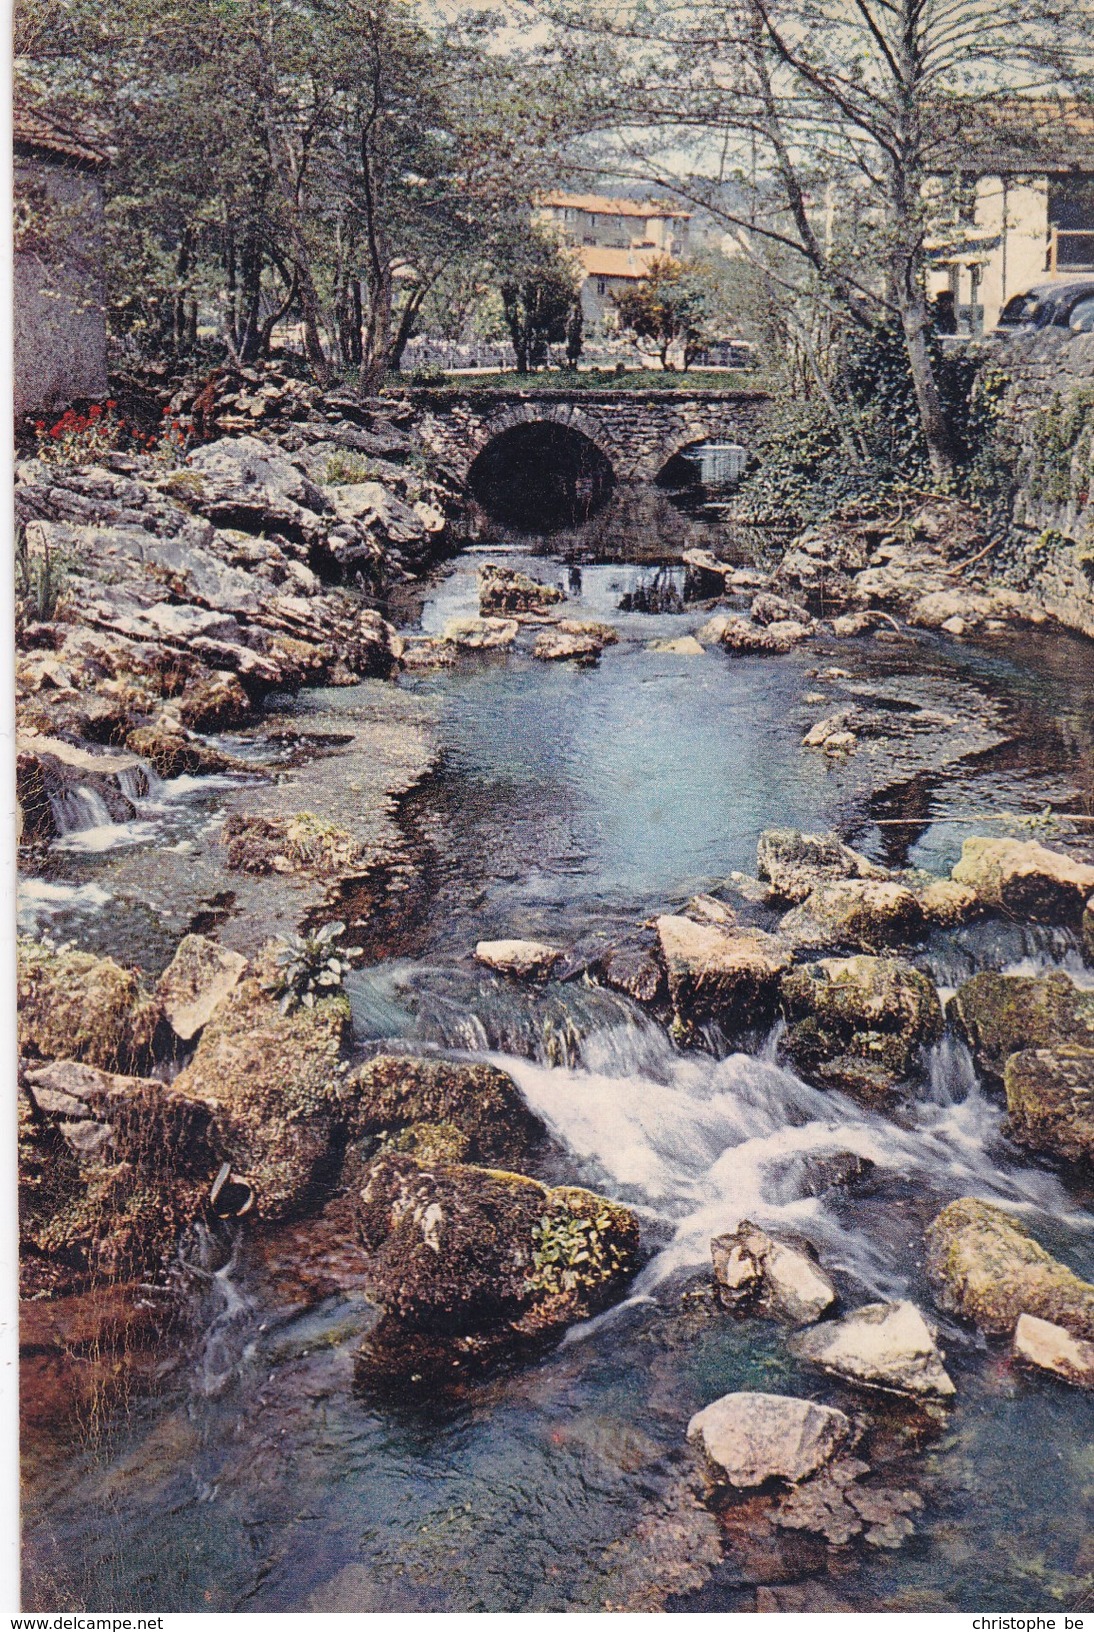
top-left (222, 810), bottom-right (362, 878)
top-left (947, 971), bottom-right (1094, 1081)
top-left (171, 973), bottom-right (352, 1219)
top-left (951, 836), bottom-right (1094, 924)
top-left (1004, 1047), bottom-right (1094, 1164)
top-left (354, 1154), bottom-right (639, 1340)
top-left (656, 914), bottom-right (791, 1037)
top-left (779, 955), bottom-right (943, 1103)
top-left (17, 941), bottom-right (161, 1075)
top-left (778, 880), bottom-right (926, 954)
top-left (924, 1197), bottom-right (1094, 1339)
top-left (478, 562), bottom-right (564, 615)
top-left (346, 1053), bottom-right (544, 1166)
top-left (757, 828), bottom-right (887, 904)
top-left (175, 670), bottom-right (252, 731)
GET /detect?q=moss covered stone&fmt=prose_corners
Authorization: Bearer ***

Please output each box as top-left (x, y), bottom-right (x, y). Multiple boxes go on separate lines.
top-left (780, 955), bottom-right (943, 1103)
top-left (924, 1197), bottom-right (1094, 1339)
top-left (952, 836), bottom-right (1094, 924)
top-left (778, 880), bottom-right (926, 954)
top-left (346, 1053), bottom-right (544, 1165)
top-left (172, 972), bottom-right (351, 1219)
top-left (17, 941), bottom-right (161, 1075)
top-left (948, 971), bottom-right (1094, 1080)
top-left (1004, 1047), bottom-right (1094, 1164)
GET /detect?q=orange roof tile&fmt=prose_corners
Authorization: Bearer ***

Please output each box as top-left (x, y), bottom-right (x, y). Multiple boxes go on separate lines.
top-left (576, 245), bottom-right (669, 279)
top-left (538, 190), bottom-right (690, 220)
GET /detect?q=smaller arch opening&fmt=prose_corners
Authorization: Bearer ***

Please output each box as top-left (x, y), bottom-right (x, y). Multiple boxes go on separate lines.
top-left (657, 440), bottom-right (749, 493)
top-left (469, 422), bottom-right (615, 531)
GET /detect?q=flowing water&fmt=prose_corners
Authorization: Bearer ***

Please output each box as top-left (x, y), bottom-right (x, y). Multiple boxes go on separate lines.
top-left (21, 503), bottom-right (1094, 1612)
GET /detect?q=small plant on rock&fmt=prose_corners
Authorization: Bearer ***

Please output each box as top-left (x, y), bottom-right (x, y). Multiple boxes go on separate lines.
top-left (266, 921), bottom-right (357, 1014)
top-left (526, 1206), bottom-right (628, 1298)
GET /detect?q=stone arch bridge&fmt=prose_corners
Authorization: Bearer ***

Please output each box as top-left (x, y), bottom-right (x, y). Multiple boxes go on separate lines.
top-left (389, 386), bottom-right (770, 486)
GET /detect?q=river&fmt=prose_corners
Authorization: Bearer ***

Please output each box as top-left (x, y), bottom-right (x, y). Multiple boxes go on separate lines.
top-left (20, 491), bottom-right (1094, 1612)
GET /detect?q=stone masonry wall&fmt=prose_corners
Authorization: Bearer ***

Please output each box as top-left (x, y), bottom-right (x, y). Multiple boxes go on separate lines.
top-left (982, 331), bottom-right (1094, 638)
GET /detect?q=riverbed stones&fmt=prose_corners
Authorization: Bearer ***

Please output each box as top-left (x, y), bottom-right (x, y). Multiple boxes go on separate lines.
top-left (778, 881), bottom-right (926, 955)
top-left (596, 931), bottom-right (666, 1006)
top-left (1004, 1047), bottom-right (1094, 1164)
top-left (17, 942), bottom-right (161, 1075)
top-left (346, 1053), bottom-right (544, 1165)
top-left (914, 877), bottom-right (981, 927)
top-left (1013, 1313), bottom-right (1094, 1389)
top-left (711, 1222), bottom-right (836, 1324)
top-left (222, 811), bottom-right (362, 878)
top-left (779, 956), bottom-right (943, 1102)
top-left (475, 938), bottom-right (562, 980)
top-left (478, 562), bottom-right (564, 615)
top-left (789, 1301), bottom-right (956, 1400)
top-left (171, 972), bottom-right (351, 1219)
top-left (717, 615), bottom-right (810, 654)
top-left (442, 614), bottom-right (519, 649)
top-left (925, 1197), bottom-right (1094, 1339)
top-left (656, 914), bottom-right (791, 1035)
top-left (687, 1393), bottom-right (852, 1488)
top-left (155, 934), bottom-right (248, 1043)
top-left (947, 971), bottom-right (1094, 1080)
top-left (951, 836), bottom-right (1094, 923)
top-left (757, 829), bottom-right (889, 905)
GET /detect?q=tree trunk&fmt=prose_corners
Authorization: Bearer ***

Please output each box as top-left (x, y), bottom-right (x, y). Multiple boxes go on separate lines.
top-left (389, 286), bottom-right (425, 373)
top-left (894, 271), bottom-right (956, 486)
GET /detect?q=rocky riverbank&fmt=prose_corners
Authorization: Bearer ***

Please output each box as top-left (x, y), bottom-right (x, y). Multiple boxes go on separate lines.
top-left (17, 422), bottom-right (1094, 1610)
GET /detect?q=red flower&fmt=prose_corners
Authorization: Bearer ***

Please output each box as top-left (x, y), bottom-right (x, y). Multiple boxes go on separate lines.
top-left (106, 399), bottom-right (117, 410)
top-left (89, 404), bottom-right (102, 418)
top-left (34, 421), bottom-right (45, 431)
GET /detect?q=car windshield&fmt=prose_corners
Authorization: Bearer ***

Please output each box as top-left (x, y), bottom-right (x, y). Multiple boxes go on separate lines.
top-left (998, 292), bottom-right (1043, 325)
top-left (1067, 294), bottom-right (1094, 332)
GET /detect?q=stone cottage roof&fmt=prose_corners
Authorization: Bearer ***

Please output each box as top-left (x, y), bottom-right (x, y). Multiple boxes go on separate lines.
top-left (13, 103), bottom-right (109, 169)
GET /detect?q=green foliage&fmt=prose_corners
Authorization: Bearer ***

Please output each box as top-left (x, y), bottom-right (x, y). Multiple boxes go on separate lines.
top-left (324, 451), bottom-right (387, 485)
top-left (613, 256), bottom-right (716, 370)
top-left (266, 921), bottom-right (356, 1015)
top-left (525, 1206), bottom-right (629, 1297)
top-left (498, 229), bottom-right (583, 373)
top-left (15, 520), bottom-right (67, 625)
top-left (1023, 386), bottom-right (1094, 510)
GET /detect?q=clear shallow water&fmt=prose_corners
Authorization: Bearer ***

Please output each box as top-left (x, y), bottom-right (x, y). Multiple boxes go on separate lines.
top-left (22, 534), bottom-right (1094, 1612)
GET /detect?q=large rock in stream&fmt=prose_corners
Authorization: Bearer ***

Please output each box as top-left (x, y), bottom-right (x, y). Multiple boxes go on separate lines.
top-left (478, 562), bottom-right (564, 615)
top-left (757, 828), bottom-right (889, 905)
top-left (687, 1393), bottom-right (852, 1488)
top-left (656, 914), bottom-right (791, 1036)
top-left (18, 942), bottom-right (162, 1075)
top-left (779, 955), bottom-right (943, 1103)
top-left (345, 1053), bottom-right (545, 1167)
top-left (171, 972), bottom-right (352, 1220)
top-left (712, 1221), bottom-right (836, 1324)
top-left (778, 880), bottom-right (926, 954)
top-left (925, 1197), bottom-right (1094, 1339)
top-left (352, 1154), bottom-right (639, 1358)
top-left (948, 971), bottom-right (1094, 1081)
top-left (1004, 1047), bottom-right (1094, 1165)
top-left (951, 836), bottom-right (1094, 923)
top-left (789, 1301), bottom-right (956, 1400)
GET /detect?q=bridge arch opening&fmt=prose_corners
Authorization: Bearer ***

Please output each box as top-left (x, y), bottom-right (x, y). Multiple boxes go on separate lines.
top-left (468, 422), bottom-right (615, 531)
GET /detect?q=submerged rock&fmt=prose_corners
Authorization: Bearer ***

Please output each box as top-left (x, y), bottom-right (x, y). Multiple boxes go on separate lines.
top-left (17, 942), bottom-right (161, 1075)
top-left (1004, 1047), bottom-right (1094, 1164)
top-left (656, 914), bottom-right (791, 1036)
top-left (951, 836), bottom-right (1094, 923)
top-left (687, 1392), bottom-right (852, 1488)
top-left (925, 1197), bottom-right (1094, 1339)
top-left (1013, 1312), bottom-right (1094, 1389)
top-left (222, 811), bottom-right (362, 878)
top-left (790, 1301), bottom-right (956, 1400)
top-left (478, 562), bottom-right (564, 615)
top-left (778, 880), bottom-right (926, 954)
top-left (346, 1053), bottom-right (544, 1166)
top-left (474, 938), bottom-right (562, 980)
top-left (155, 933), bottom-right (247, 1043)
top-left (779, 955), bottom-right (943, 1103)
top-left (948, 971), bottom-right (1094, 1081)
top-left (757, 828), bottom-right (888, 905)
top-left (596, 932), bottom-right (666, 1006)
top-left (171, 972), bottom-right (352, 1219)
top-left (711, 1221), bottom-right (836, 1325)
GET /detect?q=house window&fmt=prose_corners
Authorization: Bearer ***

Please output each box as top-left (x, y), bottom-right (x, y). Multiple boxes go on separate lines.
top-left (1049, 176), bottom-right (1094, 271)
top-left (597, 278), bottom-right (608, 295)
